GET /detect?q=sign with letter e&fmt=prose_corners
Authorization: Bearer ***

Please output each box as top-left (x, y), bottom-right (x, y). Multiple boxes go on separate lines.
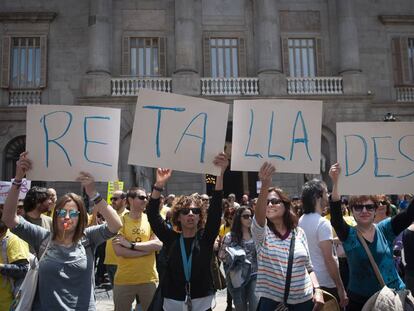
top-left (26, 105), bottom-right (121, 182)
top-left (337, 122), bottom-right (414, 195)
top-left (128, 89), bottom-right (229, 175)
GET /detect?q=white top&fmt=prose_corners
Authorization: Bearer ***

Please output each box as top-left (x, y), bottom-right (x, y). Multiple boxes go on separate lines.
top-left (299, 212), bottom-right (337, 288)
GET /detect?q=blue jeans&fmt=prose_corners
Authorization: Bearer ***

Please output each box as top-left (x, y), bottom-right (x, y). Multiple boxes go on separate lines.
top-left (257, 297), bottom-right (314, 311)
top-left (228, 275), bottom-right (259, 311)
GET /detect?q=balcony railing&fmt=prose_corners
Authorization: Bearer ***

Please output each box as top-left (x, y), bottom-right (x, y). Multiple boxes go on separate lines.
top-left (287, 77), bottom-right (343, 95)
top-left (9, 89), bottom-right (41, 106)
top-left (111, 77), bottom-right (172, 96)
top-left (396, 87), bottom-right (414, 102)
top-left (201, 77), bottom-right (259, 96)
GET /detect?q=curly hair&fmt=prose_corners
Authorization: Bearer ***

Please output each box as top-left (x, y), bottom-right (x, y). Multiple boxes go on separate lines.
top-left (267, 187), bottom-right (298, 238)
top-left (171, 195), bottom-right (206, 232)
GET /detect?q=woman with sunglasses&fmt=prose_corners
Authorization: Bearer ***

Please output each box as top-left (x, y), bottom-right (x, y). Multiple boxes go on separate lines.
top-left (146, 152), bottom-right (228, 311)
top-left (2, 152), bottom-right (122, 310)
top-left (329, 163), bottom-right (414, 311)
top-left (374, 195), bottom-right (392, 224)
top-left (254, 163), bottom-right (324, 311)
top-left (218, 206), bottom-right (258, 311)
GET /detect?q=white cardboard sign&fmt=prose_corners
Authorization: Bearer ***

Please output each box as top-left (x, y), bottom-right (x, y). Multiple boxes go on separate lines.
top-left (0, 179), bottom-right (31, 204)
top-left (231, 99), bottom-right (322, 173)
top-left (26, 105), bottom-right (121, 182)
top-left (337, 122), bottom-right (414, 195)
top-left (128, 89), bottom-right (229, 175)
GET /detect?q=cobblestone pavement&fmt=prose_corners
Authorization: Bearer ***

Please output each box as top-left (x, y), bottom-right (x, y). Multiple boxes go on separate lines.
top-left (95, 286), bottom-right (229, 311)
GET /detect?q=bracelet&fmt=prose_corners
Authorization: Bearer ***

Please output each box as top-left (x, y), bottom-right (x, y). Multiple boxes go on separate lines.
top-left (12, 179), bottom-right (23, 188)
top-left (152, 185), bottom-right (164, 192)
top-left (91, 193), bottom-right (103, 204)
top-left (90, 192), bottom-right (100, 201)
top-left (130, 242), bottom-right (135, 250)
top-left (94, 196), bottom-right (103, 205)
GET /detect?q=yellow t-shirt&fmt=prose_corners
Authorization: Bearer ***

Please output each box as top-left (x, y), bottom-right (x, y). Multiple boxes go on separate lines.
top-left (114, 213), bottom-right (158, 285)
top-left (104, 209), bottom-right (128, 265)
top-left (0, 231), bottom-right (30, 311)
top-left (219, 224), bottom-right (231, 239)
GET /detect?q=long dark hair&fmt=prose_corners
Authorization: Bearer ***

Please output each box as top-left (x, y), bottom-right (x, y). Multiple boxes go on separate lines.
top-left (267, 187), bottom-right (298, 239)
top-left (231, 206), bottom-right (253, 245)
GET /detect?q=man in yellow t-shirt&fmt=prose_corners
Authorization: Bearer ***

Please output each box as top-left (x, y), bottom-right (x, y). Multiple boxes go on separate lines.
top-left (104, 190), bottom-right (128, 287)
top-left (0, 225), bottom-right (30, 311)
top-left (112, 187), bottom-right (162, 311)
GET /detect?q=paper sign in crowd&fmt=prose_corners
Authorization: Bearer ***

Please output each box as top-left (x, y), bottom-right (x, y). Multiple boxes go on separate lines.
top-left (0, 179), bottom-right (31, 204)
top-left (337, 122), bottom-right (414, 195)
top-left (23, 90), bottom-right (414, 195)
top-left (26, 105), bottom-right (121, 182)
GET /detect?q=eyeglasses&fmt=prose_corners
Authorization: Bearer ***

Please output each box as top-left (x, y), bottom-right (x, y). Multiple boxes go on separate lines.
top-left (56, 209), bottom-right (80, 219)
top-left (379, 200), bottom-right (388, 206)
top-left (241, 214), bottom-right (253, 219)
top-left (267, 198), bottom-right (283, 205)
top-left (134, 195), bottom-right (147, 201)
top-left (353, 204), bottom-right (376, 213)
top-left (180, 207), bottom-right (201, 215)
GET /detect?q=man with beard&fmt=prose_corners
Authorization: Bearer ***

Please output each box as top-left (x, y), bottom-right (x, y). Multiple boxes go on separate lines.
top-left (23, 186), bottom-right (53, 231)
top-left (299, 179), bottom-right (348, 309)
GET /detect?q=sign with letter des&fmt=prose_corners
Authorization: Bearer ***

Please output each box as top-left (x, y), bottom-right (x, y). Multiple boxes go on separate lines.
top-left (231, 99), bottom-right (322, 173)
top-left (128, 89), bottom-right (229, 175)
top-left (337, 122), bottom-right (414, 194)
top-left (26, 105), bottom-right (121, 182)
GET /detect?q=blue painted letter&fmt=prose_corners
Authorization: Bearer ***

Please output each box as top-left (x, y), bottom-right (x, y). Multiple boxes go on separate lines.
top-left (40, 111), bottom-right (73, 167)
top-left (245, 109), bottom-right (263, 158)
top-left (143, 105), bottom-right (185, 157)
top-left (344, 134), bottom-right (367, 176)
top-left (267, 111), bottom-right (285, 160)
top-left (289, 111), bottom-right (312, 161)
top-left (84, 116), bottom-right (112, 167)
top-left (174, 112), bottom-right (207, 163)
top-left (372, 136), bottom-right (395, 177)
top-left (398, 135), bottom-right (414, 178)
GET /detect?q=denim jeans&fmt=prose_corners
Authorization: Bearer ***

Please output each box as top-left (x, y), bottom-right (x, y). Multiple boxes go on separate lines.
top-left (257, 297), bottom-right (314, 311)
top-left (228, 275), bottom-right (259, 311)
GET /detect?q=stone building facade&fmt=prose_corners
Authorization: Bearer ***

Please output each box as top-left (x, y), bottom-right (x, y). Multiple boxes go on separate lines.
top-left (0, 0), bottom-right (414, 198)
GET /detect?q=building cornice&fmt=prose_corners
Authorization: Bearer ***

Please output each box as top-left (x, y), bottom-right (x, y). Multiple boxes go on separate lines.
top-left (0, 12), bottom-right (57, 23)
top-left (378, 15), bottom-right (414, 25)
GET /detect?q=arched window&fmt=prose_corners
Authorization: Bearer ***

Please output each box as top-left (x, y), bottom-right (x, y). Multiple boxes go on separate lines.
top-left (4, 136), bottom-right (26, 181)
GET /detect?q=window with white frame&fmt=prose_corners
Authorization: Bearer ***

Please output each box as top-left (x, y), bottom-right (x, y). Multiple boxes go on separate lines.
top-left (130, 38), bottom-right (160, 77)
top-left (409, 38), bottom-right (414, 82)
top-left (11, 37), bottom-right (41, 89)
top-left (288, 38), bottom-right (316, 77)
top-left (210, 38), bottom-right (239, 78)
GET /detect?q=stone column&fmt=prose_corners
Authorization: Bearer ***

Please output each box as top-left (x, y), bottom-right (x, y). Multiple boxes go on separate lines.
top-left (82, 0), bottom-right (112, 97)
top-left (172, 0), bottom-right (200, 95)
top-left (254, 0), bottom-right (286, 96)
top-left (337, 0), bottom-right (366, 95)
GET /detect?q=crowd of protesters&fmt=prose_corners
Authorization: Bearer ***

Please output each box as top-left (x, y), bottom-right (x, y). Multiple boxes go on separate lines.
top-left (0, 153), bottom-right (414, 311)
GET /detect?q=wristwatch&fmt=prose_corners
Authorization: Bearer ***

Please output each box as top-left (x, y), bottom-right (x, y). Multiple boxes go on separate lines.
top-left (130, 242), bottom-right (135, 250)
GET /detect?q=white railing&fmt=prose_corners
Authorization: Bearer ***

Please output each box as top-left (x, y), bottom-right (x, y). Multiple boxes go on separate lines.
top-left (287, 77), bottom-right (343, 95)
top-left (111, 77), bottom-right (172, 96)
top-left (9, 90), bottom-right (41, 106)
top-left (201, 77), bottom-right (259, 96)
top-left (396, 87), bottom-right (414, 102)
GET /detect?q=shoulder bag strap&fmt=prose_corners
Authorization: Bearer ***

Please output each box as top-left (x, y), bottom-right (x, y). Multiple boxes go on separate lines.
top-left (283, 229), bottom-right (296, 304)
top-left (356, 230), bottom-right (386, 287)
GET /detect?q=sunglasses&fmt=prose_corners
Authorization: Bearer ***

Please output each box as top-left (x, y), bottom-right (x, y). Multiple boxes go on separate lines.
top-left (241, 214), bottom-right (253, 219)
top-left (56, 209), bottom-right (80, 219)
top-left (110, 197), bottom-right (121, 201)
top-left (353, 204), bottom-right (376, 212)
top-left (267, 198), bottom-right (283, 205)
top-left (133, 195), bottom-right (147, 201)
top-left (201, 198), bottom-right (209, 202)
top-left (180, 207), bottom-right (201, 215)
top-left (379, 200), bottom-right (388, 205)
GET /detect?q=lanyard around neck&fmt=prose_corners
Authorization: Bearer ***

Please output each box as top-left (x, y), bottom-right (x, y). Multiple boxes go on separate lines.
top-left (179, 234), bottom-right (195, 283)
